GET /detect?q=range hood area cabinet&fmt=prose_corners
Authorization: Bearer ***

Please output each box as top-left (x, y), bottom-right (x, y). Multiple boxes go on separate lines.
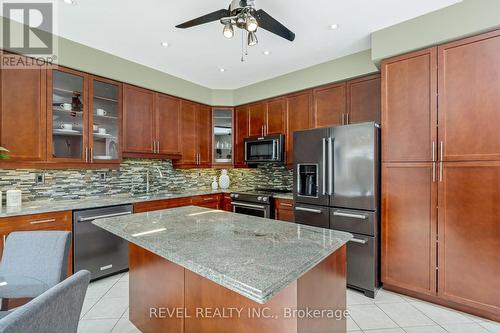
top-left (381, 29), bottom-right (500, 322)
top-left (122, 84), bottom-right (181, 160)
top-left (248, 97), bottom-right (286, 137)
top-left (0, 54), bottom-right (122, 168)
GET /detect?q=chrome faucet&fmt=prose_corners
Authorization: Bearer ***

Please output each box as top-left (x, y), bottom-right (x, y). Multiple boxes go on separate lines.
top-left (146, 167), bottom-right (164, 193)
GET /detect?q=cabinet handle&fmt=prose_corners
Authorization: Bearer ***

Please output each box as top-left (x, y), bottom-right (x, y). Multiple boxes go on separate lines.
top-left (440, 141), bottom-right (444, 162)
top-left (203, 197), bottom-right (214, 201)
top-left (85, 147), bottom-right (88, 163)
top-left (346, 113), bottom-right (349, 124)
top-left (349, 238), bottom-right (368, 245)
top-left (264, 125), bottom-right (267, 135)
top-left (439, 161), bottom-right (443, 182)
top-left (432, 141), bottom-right (436, 162)
top-left (30, 218), bottom-right (56, 225)
top-left (280, 203), bottom-right (293, 207)
top-left (432, 162), bottom-right (436, 183)
top-left (90, 147), bottom-right (93, 163)
top-left (157, 141), bottom-right (160, 153)
top-left (3, 235), bottom-right (6, 246)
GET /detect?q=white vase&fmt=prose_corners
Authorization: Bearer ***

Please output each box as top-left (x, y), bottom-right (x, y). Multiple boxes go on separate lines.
top-left (219, 169), bottom-right (230, 189)
top-left (211, 176), bottom-right (218, 190)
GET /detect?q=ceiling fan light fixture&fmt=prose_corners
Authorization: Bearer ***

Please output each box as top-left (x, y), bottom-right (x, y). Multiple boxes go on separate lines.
top-left (223, 23), bottom-right (234, 39)
top-left (246, 15), bottom-right (258, 32)
top-left (247, 31), bottom-right (258, 46)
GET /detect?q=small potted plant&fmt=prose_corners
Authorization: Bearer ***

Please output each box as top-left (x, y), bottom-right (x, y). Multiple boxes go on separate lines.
top-left (0, 147), bottom-right (9, 159)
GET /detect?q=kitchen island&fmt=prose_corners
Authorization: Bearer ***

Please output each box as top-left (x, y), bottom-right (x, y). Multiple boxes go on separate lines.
top-left (93, 206), bottom-right (352, 333)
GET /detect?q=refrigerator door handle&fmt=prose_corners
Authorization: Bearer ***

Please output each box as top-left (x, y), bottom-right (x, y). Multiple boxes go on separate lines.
top-left (328, 137), bottom-right (333, 195)
top-left (349, 238), bottom-right (368, 245)
top-left (295, 207), bottom-right (323, 214)
top-left (322, 138), bottom-right (327, 195)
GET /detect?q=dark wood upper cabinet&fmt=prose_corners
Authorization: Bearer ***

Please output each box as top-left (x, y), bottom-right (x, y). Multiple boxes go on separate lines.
top-left (381, 47), bottom-right (437, 163)
top-left (347, 74), bottom-right (381, 124)
top-left (438, 161), bottom-right (500, 315)
top-left (248, 102), bottom-right (266, 137)
top-left (286, 90), bottom-right (313, 165)
top-left (156, 94), bottom-right (181, 156)
top-left (197, 104), bottom-right (212, 167)
top-left (123, 84), bottom-right (155, 155)
top-left (176, 101), bottom-right (197, 166)
top-left (438, 30), bottom-right (500, 162)
top-left (266, 97), bottom-right (285, 135)
top-left (234, 105), bottom-right (249, 168)
top-left (382, 162), bottom-right (437, 296)
top-left (313, 82), bottom-right (346, 128)
top-left (0, 53), bottom-right (46, 162)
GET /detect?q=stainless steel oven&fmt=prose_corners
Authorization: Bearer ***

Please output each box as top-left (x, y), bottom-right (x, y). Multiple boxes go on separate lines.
top-left (230, 192), bottom-right (273, 218)
top-left (244, 134), bottom-right (285, 164)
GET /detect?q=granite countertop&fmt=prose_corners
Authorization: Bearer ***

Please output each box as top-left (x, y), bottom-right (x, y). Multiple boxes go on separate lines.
top-left (93, 206), bottom-right (352, 304)
top-left (0, 188), bottom-right (293, 218)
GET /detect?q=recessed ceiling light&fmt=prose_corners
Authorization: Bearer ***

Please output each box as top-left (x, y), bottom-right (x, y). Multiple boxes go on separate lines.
top-left (329, 24), bottom-right (339, 30)
top-left (219, 68), bottom-right (226, 72)
top-left (63, 0), bottom-right (76, 4)
top-left (161, 42), bottom-right (169, 47)
top-left (263, 50), bottom-right (271, 55)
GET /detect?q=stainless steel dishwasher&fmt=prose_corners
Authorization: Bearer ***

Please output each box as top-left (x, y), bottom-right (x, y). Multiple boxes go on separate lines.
top-left (73, 205), bottom-right (132, 280)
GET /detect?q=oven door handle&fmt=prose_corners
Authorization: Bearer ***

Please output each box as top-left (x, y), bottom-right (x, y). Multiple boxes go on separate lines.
top-left (230, 202), bottom-right (267, 210)
top-left (295, 206), bottom-right (323, 214)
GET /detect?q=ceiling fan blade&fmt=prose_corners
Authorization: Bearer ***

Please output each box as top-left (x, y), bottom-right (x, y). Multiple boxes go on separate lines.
top-left (176, 9), bottom-right (230, 29)
top-left (254, 9), bottom-right (295, 42)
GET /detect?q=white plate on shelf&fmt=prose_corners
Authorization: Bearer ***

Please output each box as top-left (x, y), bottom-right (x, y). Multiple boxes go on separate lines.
top-left (93, 132), bottom-right (113, 138)
top-left (94, 155), bottom-right (114, 160)
top-left (53, 129), bottom-right (81, 135)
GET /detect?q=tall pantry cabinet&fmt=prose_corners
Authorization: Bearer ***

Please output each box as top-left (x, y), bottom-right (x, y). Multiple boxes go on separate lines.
top-left (381, 30), bottom-right (500, 321)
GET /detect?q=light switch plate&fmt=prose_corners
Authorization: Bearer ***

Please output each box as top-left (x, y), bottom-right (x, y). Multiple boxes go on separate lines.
top-left (35, 173), bottom-right (45, 184)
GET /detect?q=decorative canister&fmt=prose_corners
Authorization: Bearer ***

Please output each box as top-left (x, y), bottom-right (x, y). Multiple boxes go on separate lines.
top-left (219, 169), bottom-right (230, 189)
top-left (211, 176), bottom-right (218, 190)
top-left (6, 189), bottom-right (22, 207)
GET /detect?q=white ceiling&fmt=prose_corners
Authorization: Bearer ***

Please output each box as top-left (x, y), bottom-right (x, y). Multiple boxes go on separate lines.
top-left (55, 0), bottom-right (461, 89)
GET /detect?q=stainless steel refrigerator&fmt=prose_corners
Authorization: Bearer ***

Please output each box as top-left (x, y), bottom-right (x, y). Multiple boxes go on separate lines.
top-left (293, 122), bottom-right (380, 297)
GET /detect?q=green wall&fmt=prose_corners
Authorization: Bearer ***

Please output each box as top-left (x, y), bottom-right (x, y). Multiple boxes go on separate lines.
top-left (371, 0), bottom-right (500, 64)
top-left (232, 49), bottom-right (378, 105)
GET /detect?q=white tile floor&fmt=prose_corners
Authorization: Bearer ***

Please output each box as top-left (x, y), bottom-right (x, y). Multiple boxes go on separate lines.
top-left (79, 272), bottom-right (500, 333)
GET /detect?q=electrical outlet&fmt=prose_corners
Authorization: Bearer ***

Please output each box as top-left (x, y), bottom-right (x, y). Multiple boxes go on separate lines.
top-left (99, 172), bottom-right (107, 181)
top-left (35, 173), bottom-right (45, 184)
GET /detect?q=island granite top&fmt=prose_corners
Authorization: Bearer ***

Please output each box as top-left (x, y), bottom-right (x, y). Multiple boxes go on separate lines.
top-left (93, 206), bottom-right (352, 304)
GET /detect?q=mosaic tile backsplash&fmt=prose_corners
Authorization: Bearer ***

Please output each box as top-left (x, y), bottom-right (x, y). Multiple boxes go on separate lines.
top-left (0, 159), bottom-right (293, 202)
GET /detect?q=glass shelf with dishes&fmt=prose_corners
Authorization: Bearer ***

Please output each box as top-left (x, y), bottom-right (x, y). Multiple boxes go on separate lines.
top-left (213, 109), bottom-right (233, 165)
top-left (91, 79), bottom-right (120, 161)
top-left (50, 69), bottom-right (86, 160)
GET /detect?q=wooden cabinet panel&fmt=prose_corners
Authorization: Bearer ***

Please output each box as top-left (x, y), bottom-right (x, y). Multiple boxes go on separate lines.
top-left (0, 211), bottom-right (73, 274)
top-left (0, 53), bottom-right (46, 161)
top-left (176, 101), bottom-right (197, 166)
top-left (286, 91), bottom-right (312, 165)
top-left (156, 94), bottom-right (180, 155)
top-left (381, 163), bottom-right (437, 296)
top-left (133, 197), bottom-right (192, 213)
top-left (313, 82), bottom-right (346, 128)
top-left (438, 161), bottom-right (500, 314)
top-left (381, 48), bottom-right (437, 162)
top-left (222, 194), bottom-right (232, 212)
top-left (191, 194), bottom-right (221, 209)
top-left (438, 30), bottom-right (500, 161)
top-left (266, 98), bottom-right (285, 135)
top-left (347, 74), bottom-right (381, 124)
top-left (197, 104), bottom-right (212, 167)
top-left (234, 105), bottom-right (249, 168)
top-left (248, 102), bottom-right (266, 137)
top-left (274, 198), bottom-right (294, 222)
top-left (123, 85), bottom-right (155, 154)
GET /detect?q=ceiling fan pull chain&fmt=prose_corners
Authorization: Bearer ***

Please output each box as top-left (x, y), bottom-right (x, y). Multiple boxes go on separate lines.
top-left (241, 28), bottom-right (245, 62)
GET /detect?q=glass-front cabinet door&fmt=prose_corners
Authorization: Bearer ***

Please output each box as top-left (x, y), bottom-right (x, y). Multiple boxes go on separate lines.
top-left (89, 77), bottom-right (121, 163)
top-left (212, 108), bottom-right (233, 166)
top-left (49, 68), bottom-right (88, 162)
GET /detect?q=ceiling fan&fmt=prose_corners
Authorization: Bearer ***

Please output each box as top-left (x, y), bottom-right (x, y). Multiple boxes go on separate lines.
top-left (175, 0), bottom-right (296, 47)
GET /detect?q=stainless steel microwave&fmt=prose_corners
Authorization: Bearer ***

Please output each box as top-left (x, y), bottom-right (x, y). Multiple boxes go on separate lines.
top-left (244, 134), bottom-right (285, 164)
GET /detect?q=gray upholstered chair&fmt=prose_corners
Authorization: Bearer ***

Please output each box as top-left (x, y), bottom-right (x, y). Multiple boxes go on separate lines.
top-left (0, 231), bottom-right (71, 308)
top-left (0, 270), bottom-right (90, 333)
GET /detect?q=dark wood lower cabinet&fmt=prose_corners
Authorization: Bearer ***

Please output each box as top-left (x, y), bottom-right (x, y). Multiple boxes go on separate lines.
top-left (437, 161), bottom-right (500, 317)
top-left (382, 161), bottom-right (500, 321)
top-left (381, 162), bottom-right (437, 296)
top-left (274, 198), bottom-right (294, 222)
